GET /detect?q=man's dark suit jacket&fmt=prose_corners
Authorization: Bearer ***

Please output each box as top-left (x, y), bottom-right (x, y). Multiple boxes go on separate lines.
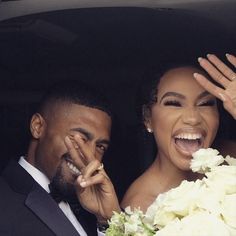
top-left (0, 159), bottom-right (97, 236)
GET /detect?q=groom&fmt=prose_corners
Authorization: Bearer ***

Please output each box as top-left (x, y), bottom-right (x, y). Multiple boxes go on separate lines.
top-left (0, 80), bottom-right (120, 236)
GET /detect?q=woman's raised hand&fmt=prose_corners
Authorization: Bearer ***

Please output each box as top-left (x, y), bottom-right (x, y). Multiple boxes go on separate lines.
top-left (194, 54), bottom-right (236, 119)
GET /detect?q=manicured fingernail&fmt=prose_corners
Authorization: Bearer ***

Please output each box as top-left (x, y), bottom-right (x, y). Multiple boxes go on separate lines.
top-left (80, 181), bottom-right (87, 187)
top-left (193, 73), bottom-right (199, 78)
top-left (198, 57), bottom-right (203, 62)
top-left (65, 136), bottom-right (71, 144)
top-left (226, 53), bottom-right (231, 58)
top-left (207, 53), bottom-right (212, 58)
top-left (219, 93), bottom-right (226, 101)
top-left (77, 175), bottom-right (83, 181)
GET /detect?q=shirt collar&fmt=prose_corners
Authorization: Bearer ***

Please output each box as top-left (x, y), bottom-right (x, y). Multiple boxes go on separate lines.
top-left (19, 156), bottom-right (50, 193)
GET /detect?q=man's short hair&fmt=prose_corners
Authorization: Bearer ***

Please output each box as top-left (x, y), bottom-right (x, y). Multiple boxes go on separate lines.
top-left (37, 80), bottom-right (113, 119)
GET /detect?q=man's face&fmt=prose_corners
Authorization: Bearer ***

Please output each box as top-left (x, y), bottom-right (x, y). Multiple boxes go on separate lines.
top-left (30, 103), bottom-right (111, 196)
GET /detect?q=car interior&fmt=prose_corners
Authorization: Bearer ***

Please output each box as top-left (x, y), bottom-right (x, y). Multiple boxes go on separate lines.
top-left (0, 0), bottom-right (236, 199)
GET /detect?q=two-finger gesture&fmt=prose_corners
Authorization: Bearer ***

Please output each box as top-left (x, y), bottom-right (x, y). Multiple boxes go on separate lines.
top-left (64, 135), bottom-right (120, 223)
top-left (194, 53), bottom-right (236, 119)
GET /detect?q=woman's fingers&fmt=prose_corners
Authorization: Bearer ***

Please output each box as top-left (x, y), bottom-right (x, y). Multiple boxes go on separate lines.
top-left (226, 53), bottom-right (236, 68)
top-left (198, 57), bottom-right (230, 88)
top-left (207, 54), bottom-right (236, 81)
top-left (193, 73), bottom-right (225, 100)
top-left (196, 53), bottom-right (236, 120)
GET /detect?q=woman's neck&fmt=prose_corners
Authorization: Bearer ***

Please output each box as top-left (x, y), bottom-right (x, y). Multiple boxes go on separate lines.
top-left (150, 154), bottom-right (200, 194)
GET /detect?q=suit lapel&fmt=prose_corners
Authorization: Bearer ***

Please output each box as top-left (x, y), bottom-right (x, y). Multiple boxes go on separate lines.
top-left (25, 184), bottom-right (80, 236)
top-left (2, 160), bottom-right (80, 236)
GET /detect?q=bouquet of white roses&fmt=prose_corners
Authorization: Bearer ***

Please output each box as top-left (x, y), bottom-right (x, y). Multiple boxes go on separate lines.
top-left (106, 148), bottom-right (236, 236)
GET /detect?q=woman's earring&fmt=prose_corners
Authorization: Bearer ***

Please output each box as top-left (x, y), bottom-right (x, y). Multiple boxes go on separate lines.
top-left (147, 128), bottom-right (153, 133)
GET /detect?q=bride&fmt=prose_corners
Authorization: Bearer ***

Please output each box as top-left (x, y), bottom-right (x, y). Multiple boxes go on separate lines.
top-left (121, 54), bottom-right (236, 212)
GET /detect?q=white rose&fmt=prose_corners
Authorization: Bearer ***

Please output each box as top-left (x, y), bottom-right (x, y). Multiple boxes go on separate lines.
top-left (156, 212), bottom-right (231, 236)
top-left (161, 180), bottom-right (203, 215)
top-left (179, 212), bottom-right (231, 236)
top-left (151, 209), bottom-right (176, 230)
top-left (154, 218), bottom-right (182, 236)
top-left (226, 226), bottom-right (236, 236)
top-left (147, 180), bottom-right (203, 228)
top-left (225, 155), bottom-right (236, 166)
top-left (221, 194), bottom-right (236, 228)
top-left (145, 192), bottom-right (170, 225)
top-left (204, 165), bottom-right (236, 194)
top-left (191, 148), bottom-right (224, 174)
top-left (195, 185), bottom-right (224, 216)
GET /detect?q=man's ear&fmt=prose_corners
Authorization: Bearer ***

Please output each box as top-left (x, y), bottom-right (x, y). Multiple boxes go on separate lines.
top-left (30, 113), bottom-right (46, 139)
top-left (143, 105), bottom-right (153, 133)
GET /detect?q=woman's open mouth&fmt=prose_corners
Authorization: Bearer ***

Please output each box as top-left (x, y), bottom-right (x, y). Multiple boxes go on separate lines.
top-left (174, 132), bottom-right (205, 156)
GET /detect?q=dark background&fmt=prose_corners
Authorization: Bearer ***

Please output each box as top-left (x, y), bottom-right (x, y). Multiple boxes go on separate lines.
top-left (0, 6), bottom-right (236, 199)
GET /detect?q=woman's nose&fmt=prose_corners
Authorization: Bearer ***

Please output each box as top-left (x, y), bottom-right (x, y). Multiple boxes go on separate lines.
top-left (181, 107), bottom-right (202, 125)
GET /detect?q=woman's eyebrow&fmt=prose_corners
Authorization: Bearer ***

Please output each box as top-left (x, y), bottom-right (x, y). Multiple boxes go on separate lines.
top-left (160, 92), bottom-right (185, 102)
top-left (197, 91), bottom-right (211, 100)
top-left (160, 91), bottom-right (212, 103)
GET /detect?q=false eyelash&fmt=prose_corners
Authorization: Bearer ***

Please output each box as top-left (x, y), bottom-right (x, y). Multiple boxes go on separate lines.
top-left (164, 100), bottom-right (181, 107)
top-left (199, 100), bottom-right (216, 106)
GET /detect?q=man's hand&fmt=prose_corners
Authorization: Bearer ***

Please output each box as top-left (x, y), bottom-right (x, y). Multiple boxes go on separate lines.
top-left (65, 135), bottom-right (120, 223)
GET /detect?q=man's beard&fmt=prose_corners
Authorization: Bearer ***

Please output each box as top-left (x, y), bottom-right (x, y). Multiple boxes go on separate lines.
top-left (49, 162), bottom-right (78, 202)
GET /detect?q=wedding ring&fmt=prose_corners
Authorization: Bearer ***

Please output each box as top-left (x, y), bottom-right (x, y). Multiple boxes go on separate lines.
top-left (231, 75), bottom-right (236, 81)
top-left (97, 163), bottom-right (104, 171)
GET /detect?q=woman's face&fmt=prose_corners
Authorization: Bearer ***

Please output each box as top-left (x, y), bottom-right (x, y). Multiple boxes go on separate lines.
top-left (146, 67), bottom-right (219, 170)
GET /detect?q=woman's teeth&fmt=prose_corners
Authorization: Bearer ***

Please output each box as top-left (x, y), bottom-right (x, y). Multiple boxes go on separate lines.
top-left (66, 162), bottom-right (81, 175)
top-left (175, 133), bottom-right (202, 140)
top-left (174, 133), bottom-right (204, 155)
